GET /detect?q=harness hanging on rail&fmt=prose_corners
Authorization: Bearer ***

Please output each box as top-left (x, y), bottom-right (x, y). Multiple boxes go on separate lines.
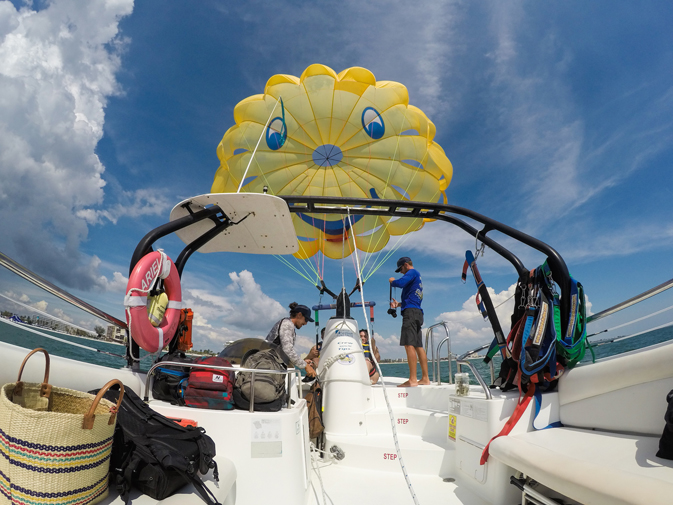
top-left (462, 249), bottom-right (518, 388)
top-left (480, 262), bottom-right (589, 464)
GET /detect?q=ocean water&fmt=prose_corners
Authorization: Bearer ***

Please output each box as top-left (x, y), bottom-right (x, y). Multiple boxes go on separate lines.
top-left (1, 321), bottom-right (672, 384)
top-left (381, 326), bottom-right (673, 384)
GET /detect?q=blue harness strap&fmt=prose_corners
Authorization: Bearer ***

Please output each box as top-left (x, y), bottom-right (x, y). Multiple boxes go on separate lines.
top-left (532, 385), bottom-right (563, 430)
top-left (519, 271), bottom-right (558, 379)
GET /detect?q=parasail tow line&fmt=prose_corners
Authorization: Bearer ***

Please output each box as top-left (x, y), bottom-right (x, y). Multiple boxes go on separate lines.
top-left (346, 207), bottom-right (422, 505)
top-left (236, 96), bottom-right (282, 193)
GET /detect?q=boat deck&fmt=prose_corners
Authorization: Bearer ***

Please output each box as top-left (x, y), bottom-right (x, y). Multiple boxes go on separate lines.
top-left (308, 464), bottom-right (490, 505)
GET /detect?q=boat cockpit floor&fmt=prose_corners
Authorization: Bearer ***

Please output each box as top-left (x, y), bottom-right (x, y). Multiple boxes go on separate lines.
top-left (307, 463), bottom-right (490, 505)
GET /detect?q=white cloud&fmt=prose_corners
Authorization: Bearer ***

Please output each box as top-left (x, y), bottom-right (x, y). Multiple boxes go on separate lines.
top-left (370, 331), bottom-right (402, 357)
top-left (97, 271), bottom-right (128, 293)
top-left (194, 326), bottom-right (249, 352)
top-left (295, 335), bottom-right (317, 355)
top-left (0, 0), bottom-right (136, 291)
top-left (224, 270), bottom-right (286, 331)
top-left (19, 293), bottom-right (30, 303)
top-left (191, 311), bottom-right (212, 329)
top-left (31, 300), bottom-right (48, 312)
top-left (76, 188), bottom-right (169, 225)
top-left (435, 283), bottom-right (517, 351)
top-left (52, 307), bottom-right (73, 323)
top-left (181, 270), bottom-right (287, 350)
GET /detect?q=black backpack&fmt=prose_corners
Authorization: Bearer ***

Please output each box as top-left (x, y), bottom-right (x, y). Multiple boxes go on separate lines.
top-left (91, 384), bottom-right (221, 504)
top-left (657, 389), bottom-right (673, 460)
top-left (151, 352), bottom-right (193, 405)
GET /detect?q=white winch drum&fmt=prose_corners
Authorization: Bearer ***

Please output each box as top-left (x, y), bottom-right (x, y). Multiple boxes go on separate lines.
top-left (318, 318), bottom-right (373, 436)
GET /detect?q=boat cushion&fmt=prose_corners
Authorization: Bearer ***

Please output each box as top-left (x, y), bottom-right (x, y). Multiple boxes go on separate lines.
top-left (558, 341), bottom-right (673, 435)
top-left (489, 427), bottom-right (673, 505)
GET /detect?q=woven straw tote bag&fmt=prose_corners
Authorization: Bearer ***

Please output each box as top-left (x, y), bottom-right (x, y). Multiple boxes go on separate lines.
top-left (0, 348), bottom-right (124, 505)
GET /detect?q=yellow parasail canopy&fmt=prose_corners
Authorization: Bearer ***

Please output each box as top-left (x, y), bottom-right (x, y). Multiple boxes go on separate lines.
top-left (212, 64), bottom-right (453, 260)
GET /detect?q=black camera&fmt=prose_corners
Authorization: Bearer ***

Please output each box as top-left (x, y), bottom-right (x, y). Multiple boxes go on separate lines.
top-left (387, 308), bottom-right (397, 318)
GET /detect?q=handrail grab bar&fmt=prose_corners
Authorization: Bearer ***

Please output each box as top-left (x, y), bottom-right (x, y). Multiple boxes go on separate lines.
top-left (456, 359), bottom-right (492, 400)
top-left (457, 342), bottom-right (490, 362)
top-left (144, 361), bottom-right (301, 413)
top-left (425, 322), bottom-right (450, 383)
top-left (436, 336), bottom-right (452, 385)
top-left (457, 342), bottom-right (496, 384)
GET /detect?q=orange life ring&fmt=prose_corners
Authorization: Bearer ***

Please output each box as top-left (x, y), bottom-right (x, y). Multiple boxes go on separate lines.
top-left (124, 250), bottom-right (182, 353)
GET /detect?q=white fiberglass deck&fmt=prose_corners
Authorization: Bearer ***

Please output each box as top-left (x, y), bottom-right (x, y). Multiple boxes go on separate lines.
top-left (3, 337), bottom-right (673, 505)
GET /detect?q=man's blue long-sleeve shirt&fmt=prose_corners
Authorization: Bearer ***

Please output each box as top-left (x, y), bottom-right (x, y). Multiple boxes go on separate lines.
top-left (391, 269), bottom-right (423, 312)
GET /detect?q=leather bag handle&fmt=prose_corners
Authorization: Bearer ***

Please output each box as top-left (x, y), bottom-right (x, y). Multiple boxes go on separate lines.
top-left (13, 348), bottom-right (51, 398)
top-left (82, 379), bottom-right (125, 430)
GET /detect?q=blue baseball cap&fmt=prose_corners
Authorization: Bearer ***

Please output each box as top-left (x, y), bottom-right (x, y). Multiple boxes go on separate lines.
top-left (295, 304), bottom-right (314, 322)
top-left (395, 256), bottom-right (412, 273)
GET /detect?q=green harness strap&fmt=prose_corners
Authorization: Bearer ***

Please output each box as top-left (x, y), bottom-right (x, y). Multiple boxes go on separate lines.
top-left (541, 261), bottom-right (590, 368)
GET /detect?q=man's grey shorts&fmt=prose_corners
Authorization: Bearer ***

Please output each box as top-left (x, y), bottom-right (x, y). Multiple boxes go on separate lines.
top-left (400, 308), bottom-right (424, 347)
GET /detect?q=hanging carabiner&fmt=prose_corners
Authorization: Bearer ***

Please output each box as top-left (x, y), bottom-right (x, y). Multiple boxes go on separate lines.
top-left (475, 230), bottom-right (486, 260)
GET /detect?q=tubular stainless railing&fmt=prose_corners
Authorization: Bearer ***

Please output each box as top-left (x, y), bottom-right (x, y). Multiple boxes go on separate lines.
top-left (144, 361), bottom-right (302, 413)
top-left (457, 342), bottom-right (496, 384)
top-left (425, 322), bottom-right (450, 384)
top-left (456, 359), bottom-right (492, 400)
top-left (436, 336), bottom-right (452, 385)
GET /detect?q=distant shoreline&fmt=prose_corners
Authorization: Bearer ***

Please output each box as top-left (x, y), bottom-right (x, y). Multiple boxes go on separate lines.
top-left (26, 324), bottom-right (125, 346)
top-left (379, 356), bottom-right (484, 365)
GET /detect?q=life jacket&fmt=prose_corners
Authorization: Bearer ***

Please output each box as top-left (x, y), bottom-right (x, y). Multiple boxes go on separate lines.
top-left (363, 341), bottom-right (372, 361)
top-left (362, 342), bottom-right (379, 378)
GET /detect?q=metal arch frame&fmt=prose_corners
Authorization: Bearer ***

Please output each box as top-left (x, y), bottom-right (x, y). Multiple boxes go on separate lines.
top-left (279, 195), bottom-right (570, 327)
top-left (126, 195), bottom-right (571, 368)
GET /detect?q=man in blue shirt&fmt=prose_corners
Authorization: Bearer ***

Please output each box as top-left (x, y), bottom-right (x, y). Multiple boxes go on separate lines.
top-left (389, 256), bottom-right (430, 387)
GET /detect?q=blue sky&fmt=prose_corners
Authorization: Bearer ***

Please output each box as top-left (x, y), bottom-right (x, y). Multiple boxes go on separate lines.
top-left (0, 0), bottom-right (672, 358)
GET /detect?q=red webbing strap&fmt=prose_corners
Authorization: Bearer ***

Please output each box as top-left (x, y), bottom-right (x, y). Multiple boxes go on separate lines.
top-left (480, 384), bottom-right (535, 465)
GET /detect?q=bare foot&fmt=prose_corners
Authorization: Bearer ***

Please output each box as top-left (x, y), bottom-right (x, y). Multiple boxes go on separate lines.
top-left (397, 380), bottom-right (418, 387)
top-left (418, 379), bottom-right (431, 385)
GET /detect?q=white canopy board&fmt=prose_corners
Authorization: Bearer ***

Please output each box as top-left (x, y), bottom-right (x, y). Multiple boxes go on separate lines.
top-left (169, 193), bottom-right (299, 255)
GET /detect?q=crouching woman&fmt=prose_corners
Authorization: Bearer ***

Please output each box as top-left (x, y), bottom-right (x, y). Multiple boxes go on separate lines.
top-left (266, 302), bottom-right (316, 378)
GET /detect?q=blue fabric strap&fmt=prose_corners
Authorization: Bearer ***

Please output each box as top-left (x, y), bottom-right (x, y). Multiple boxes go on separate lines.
top-left (533, 386), bottom-right (563, 430)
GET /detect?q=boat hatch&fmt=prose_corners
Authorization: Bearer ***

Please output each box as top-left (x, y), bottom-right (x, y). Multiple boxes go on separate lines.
top-left (170, 193), bottom-right (299, 254)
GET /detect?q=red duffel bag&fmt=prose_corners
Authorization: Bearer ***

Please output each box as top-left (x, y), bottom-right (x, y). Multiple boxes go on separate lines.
top-left (183, 357), bottom-right (234, 410)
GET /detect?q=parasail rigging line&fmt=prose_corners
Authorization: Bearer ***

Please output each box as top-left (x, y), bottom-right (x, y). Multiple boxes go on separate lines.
top-left (272, 255), bottom-right (316, 284)
top-left (346, 208), bottom-right (421, 505)
top-left (613, 320), bottom-right (673, 343)
top-left (358, 110), bottom-right (444, 279)
top-left (359, 107), bottom-right (411, 273)
top-left (237, 117), bottom-right (279, 196)
top-left (310, 212), bottom-right (323, 279)
top-left (587, 304), bottom-right (673, 337)
top-left (361, 186), bottom-right (442, 282)
top-left (237, 96), bottom-right (282, 193)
